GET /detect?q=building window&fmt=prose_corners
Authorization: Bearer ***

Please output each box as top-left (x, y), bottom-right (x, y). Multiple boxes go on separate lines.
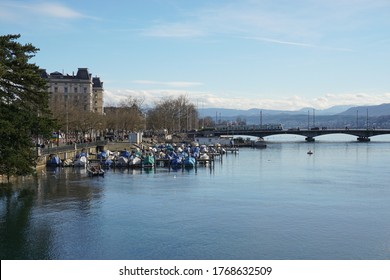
top-left (84, 87), bottom-right (87, 93)
top-left (54, 87), bottom-right (58, 93)
top-left (74, 87), bottom-right (78, 93)
top-left (64, 87), bottom-right (68, 93)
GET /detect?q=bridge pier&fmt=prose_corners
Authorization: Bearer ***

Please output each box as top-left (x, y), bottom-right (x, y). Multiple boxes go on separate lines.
top-left (357, 137), bottom-right (371, 142)
top-left (305, 137), bottom-right (315, 142)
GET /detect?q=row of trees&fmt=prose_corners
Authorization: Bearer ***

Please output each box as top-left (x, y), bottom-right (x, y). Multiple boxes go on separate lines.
top-left (51, 94), bottom-right (201, 142)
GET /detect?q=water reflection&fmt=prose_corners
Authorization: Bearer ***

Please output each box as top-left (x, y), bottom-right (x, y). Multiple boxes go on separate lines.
top-left (0, 183), bottom-right (53, 259)
top-left (1, 168), bottom-right (105, 259)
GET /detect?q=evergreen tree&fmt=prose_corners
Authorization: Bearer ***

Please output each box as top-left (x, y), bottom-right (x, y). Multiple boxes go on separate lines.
top-left (0, 34), bottom-right (55, 181)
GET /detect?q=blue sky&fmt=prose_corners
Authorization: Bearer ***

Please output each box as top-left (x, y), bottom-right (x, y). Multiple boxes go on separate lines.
top-left (1, 0), bottom-right (390, 110)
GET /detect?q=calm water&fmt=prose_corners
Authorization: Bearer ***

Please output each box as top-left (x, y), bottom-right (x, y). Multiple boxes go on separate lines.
top-left (1, 135), bottom-right (390, 260)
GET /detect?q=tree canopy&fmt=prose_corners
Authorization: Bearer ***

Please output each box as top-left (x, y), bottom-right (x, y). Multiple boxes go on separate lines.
top-left (0, 34), bottom-right (55, 181)
top-left (147, 95), bottom-right (198, 133)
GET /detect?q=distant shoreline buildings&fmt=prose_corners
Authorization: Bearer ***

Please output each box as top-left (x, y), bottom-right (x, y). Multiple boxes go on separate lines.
top-left (41, 68), bottom-right (104, 114)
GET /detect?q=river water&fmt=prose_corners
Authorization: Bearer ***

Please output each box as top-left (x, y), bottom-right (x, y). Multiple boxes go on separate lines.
top-left (1, 135), bottom-right (390, 260)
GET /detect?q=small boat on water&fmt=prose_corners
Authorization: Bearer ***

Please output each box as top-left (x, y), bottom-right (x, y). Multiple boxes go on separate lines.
top-left (87, 164), bottom-right (105, 177)
top-left (98, 150), bottom-right (114, 167)
top-left (143, 154), bottom-right (155, 167)
top-left (170, 156), bottom-right (183, 169)
top-left (183, 156), bottom-right (196, 168)
top-left (307, 150), bottom-right (313, 155)
top-left (74, 149), bottom-right (89, 167)
top-left (198, 153), bottom-right (210, 165)
top-left (115, 150), bottom-right (132, 167)
top-left (74, 155), bottom-right (88, 167)
top-left (116, 156), bottom-right (129, 167)
top-left (47, 154), bottom-right (62, 167)
top-left (253, 138), bottom-right (267, 148)
top-left (129, 156), bottom-right (142, 168)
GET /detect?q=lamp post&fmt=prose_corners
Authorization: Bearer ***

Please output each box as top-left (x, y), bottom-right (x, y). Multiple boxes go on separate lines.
top-left (313, 109), bottom-right (315, 128)
top-left (260, 110), bottom-right (263, 128)
top-left (144, 112), bottom-right (147, 131)
top-left (64, 93), bottom-right (69, 144)
top-left (356, 110), bottom-right (359, 129)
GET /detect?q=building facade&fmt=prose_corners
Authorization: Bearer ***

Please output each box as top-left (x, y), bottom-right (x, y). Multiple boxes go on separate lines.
top-left (42, 68), bottom-right (104, 114)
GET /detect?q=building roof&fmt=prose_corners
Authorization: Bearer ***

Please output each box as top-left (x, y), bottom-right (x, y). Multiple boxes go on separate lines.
top-left (42, 68), bottom-right (104, 87)
top-left (76, 68), bottom-right (91, 80)
top-left (92, 77), bottom-right (103, 88)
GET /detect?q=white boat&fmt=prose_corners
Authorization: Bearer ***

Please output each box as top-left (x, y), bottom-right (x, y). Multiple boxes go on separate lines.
top-left (116, 156), bottom-right (129, 167)
top-left (253, 138), bottom-right (267, 148)
top-left (129, 156), bottom-right (141, 167)
top-left (74, 155), bottom-right (88, 167)
top-left (199, 153), bottom-right (210, 160)
top-left (198, 153), bottom-right (210, 165)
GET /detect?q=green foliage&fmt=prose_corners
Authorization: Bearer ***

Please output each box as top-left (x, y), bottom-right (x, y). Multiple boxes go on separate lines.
top-left (0, 34), bottom-right (55, 181)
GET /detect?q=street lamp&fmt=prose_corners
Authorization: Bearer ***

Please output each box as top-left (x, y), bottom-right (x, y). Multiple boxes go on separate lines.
top-left (356, 110), bottom-right (359, 129)
top-left (64, 93), bottom-right (69, 144)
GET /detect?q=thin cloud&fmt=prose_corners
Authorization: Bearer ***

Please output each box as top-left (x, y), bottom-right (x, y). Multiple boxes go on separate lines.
top-left (32, 2), bottom-right (85, 19)
top-left (0, 1), bottom-right (96, 21)
top-left (138, 0), bottom-right (370, 53)
top-left (238, 36), bottom-right (354, 52)
top-left (142, 23), bottom-right (206, 38)
top-left (104, 88), bottom-right (390, 111)
top-left (244, 36), bottom-right (315, 48)
top-left (132, 80), bottom-right (203, 88)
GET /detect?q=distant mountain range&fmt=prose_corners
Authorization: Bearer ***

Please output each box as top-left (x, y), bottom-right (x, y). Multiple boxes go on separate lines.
top-left (200, 103), bottom-right (390, 129)
top-left (200, 103), bottom-right (390, 118)
top-left (338, 103), bottom-right (390, 116)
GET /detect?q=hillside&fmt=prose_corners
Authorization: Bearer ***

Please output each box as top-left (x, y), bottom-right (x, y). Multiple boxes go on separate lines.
top-left (200, 103), bottom-right (390, 129)
top-left (338, 103), bottom-right (390, 116)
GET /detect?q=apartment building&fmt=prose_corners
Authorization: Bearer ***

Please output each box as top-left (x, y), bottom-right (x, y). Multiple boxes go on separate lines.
top-left (42, 68), bottom-right (104, 114)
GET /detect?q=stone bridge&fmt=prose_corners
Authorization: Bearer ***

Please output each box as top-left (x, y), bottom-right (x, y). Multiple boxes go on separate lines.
top-left (198, 128), bottom-right (390, 142)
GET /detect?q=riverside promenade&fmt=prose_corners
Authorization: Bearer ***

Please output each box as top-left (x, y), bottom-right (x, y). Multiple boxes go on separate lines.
top-left (37, 140), bottom-right (126, 168)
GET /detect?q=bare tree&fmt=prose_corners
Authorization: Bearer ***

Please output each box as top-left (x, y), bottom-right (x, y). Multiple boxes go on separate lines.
top-left (147, 94), bottom-right (198, 134)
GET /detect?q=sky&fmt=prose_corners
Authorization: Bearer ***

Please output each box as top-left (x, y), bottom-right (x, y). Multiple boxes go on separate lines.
top-left (1, 0), bottom-right (390, 110)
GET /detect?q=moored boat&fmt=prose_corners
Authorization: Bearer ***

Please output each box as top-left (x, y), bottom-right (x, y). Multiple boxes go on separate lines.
top-left (47, 154), bottom-right (62, 167)
top-left (87, 164), bottom-right (105, 177)
top-left (143, 154), bottom-right (155, 167)
top-left (74, 155), bottom-right (88, 167)
top-left (198, 153), bottom-right (210, 165)
top-left (253, 138), bottom-right (267, 148)
top-left (183, 156), bottom-right (196, 168)
top-left (129, 156), bottom-right (142, 168)
top-left (116, 156), bottom-right (129, 167)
